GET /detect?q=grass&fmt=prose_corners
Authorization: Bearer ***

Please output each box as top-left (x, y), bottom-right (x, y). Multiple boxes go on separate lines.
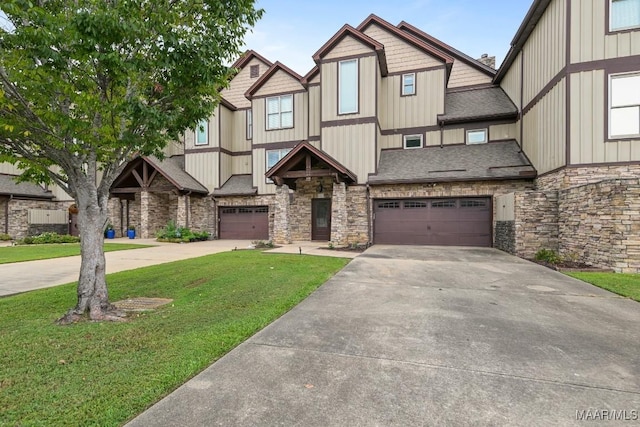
top-left (0, 243), bottom-right (154, 264)
top-left (0, 251), bottom-right (349, 426)
top-left (567, 272), bottom-right (640, 302)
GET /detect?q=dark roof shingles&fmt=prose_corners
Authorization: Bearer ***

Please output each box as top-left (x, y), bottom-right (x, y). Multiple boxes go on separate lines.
top-left (439, 87), bottom-right (517, 123)
top-left (0, 174), bottom-right (54, 198)
top-left (145, 156), bottom-right (209, 194)
top-left (213, 175), bottom-right (256, 196)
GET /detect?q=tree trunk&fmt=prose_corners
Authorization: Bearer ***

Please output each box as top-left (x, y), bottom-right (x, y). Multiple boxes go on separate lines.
top-left (57, 186), bottom-right (125, 324)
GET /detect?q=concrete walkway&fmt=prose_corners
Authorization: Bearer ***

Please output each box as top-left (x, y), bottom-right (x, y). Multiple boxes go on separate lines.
top-left (0, 239), bottom-right (356, 296)
top-left (126, 246), bottom-right (640, 426)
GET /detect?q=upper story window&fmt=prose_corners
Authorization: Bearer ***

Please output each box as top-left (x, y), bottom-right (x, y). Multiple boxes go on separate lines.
top-left (266, 148), bottom-right (292, 182)
top-left (403, 134), bottom-right (423, 149)
top-left (250, 65), bottom-right (260, 78)
top-left (195, 119), bottom-right (208, 145)
top-left (610, 72), bottom-right (640, 138)
top-left (466, 129), bottom-right (488, 144)
top-left (246, 109), bottom-right (253, 139)
top-left (338, 59), bottom-right (358, 114)
top-left (402, 73), bottom-right (416, 96)
top-left (610, 0), bottom-right (640, 31)
top-left (266, 95), bottom-right (293, 130)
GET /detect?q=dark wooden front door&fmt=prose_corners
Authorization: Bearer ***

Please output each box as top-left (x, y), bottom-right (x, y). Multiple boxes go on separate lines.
top-left (312, 199), bottom-right (331, 241)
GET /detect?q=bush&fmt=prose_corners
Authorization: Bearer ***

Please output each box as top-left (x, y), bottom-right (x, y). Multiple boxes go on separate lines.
top-left (534, 248), bottom-right (561, 264)
top-left (156, 221), bottom-right (209, 243)
top-left (0, 233), bottom-right (12, 241)
top-left (251, 240), bottom-right (274, 249)
top-left (17, 232), bottom-right (80, 245)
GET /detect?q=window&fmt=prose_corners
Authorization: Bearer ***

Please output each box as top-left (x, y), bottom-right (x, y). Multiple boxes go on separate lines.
top-left (460, 200), bottom-right (487, 208)
top-left (402, 73), bottom-right (416, 96)
top-left (266, 148), bottom-right (292, 182)
top-left (338, 59), bottom-right (358, 114)
top-left (377, 201), bottom-right (400, 209)
top-left (403, 134), bottom-right (423, 149)
top-left (610, 0), bottom-right (640, 31)
top-left (610, 73), bottom-right (640, 138)
top-left (466, 129), bottom-right (488, 144)
top-left (431, 200), bottom-right (456, 208)
top-left (250, 64), bottom-right (260, 78)
top-left (246, 109), bottom-right (253, 139)
top-left (195, 119), bottom-right (208, 145)
top-left (266, 95), bottom-right (293, 130)
top-left (404, 201), bottom-right (428, 209)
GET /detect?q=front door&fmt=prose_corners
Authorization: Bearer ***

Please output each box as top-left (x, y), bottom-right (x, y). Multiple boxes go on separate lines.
top-left (312, 199), bottom-right (331, 241)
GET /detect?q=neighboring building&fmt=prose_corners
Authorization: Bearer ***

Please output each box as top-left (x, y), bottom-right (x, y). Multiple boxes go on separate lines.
top-left (2, 1), bottom-right (639, 273)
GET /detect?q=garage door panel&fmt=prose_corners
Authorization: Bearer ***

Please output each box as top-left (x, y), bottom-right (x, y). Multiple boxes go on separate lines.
top-left (219, 206), bottom-right (269, 240)
top-left (374, 198), bottom-right (492, 247)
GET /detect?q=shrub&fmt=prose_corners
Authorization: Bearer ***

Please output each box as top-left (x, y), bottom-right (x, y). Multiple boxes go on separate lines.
top-left (534, 248), bottom-right (561, 264)
top-left (0, 233), bottom-right (12, 241)
top-left (251, 240), bottom-right (274, 249)
top-left (156, 221), bottom-right (209, 243)
top-left (17, 232), bottom-right (80, 245)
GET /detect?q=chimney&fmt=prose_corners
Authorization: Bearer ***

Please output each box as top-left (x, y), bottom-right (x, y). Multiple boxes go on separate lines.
top-left (477, 53), bottom-right (496, 69)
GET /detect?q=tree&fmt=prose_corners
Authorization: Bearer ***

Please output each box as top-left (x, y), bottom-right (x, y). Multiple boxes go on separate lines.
top-left (0, 0), bottom-right (262, 323)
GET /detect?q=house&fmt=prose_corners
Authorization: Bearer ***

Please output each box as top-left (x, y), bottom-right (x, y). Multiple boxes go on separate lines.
top-left (3, 1), bottom-right (639, 272)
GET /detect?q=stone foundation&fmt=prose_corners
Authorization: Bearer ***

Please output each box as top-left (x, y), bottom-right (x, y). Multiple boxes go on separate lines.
top-left (1, 198), bottom-right (74, 240)
top-left (495, 221), bottom-right (515, 254)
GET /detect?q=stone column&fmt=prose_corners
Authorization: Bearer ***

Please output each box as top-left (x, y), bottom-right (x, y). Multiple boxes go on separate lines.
top-left (330, 182), bottom-right (347, 246)
top-left (140, 190), bottom-right (150, 238)
top-left (273, 184), bottom-right (292, 244)
top-left (176, 194), bottom-right (188, 228)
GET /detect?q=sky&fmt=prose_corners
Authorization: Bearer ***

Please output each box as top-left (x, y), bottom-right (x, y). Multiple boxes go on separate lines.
top-left (244, 0), bottom-right (534, 76)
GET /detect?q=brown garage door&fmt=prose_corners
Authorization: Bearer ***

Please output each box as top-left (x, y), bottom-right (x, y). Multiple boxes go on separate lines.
top-left (374, 198), bottom-right (492, 246)
top-left (219, 206), bottom-right (269, 240)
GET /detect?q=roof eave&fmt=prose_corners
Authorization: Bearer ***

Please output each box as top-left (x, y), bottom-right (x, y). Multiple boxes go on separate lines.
top-left (368, 173), bottom-right (536, 186)
top-left (438, 112), bottom-right (518, 125)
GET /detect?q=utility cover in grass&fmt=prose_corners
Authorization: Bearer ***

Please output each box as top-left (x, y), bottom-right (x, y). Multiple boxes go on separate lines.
top-left (113, 298), bottom-right (173, 311)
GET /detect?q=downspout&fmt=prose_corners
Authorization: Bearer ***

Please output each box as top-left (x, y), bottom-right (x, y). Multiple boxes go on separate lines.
top-left (366, 184), bottom-right (372, 245)
top-left (5, 195), bottom-right (12, 235)
top-left (439, 120), bottom-right (444, 148)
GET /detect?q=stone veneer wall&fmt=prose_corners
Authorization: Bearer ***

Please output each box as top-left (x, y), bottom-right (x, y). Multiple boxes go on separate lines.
top-left (3, 199), bottom-right (73, 239)
top-left (215, 194), bottom-right (276, 240)
top-left (345, 185), bottom-right (369, 245)
top-left (0, 197), bottom-right (8, 235)
top-left (513, 191), bottom-right (559, 259)
top-left (189, 196), bottom-right (214, 236)
top-left (494, 221), bottom-right (515, 254)
top-left (289, 177), bottom-right (334, 241)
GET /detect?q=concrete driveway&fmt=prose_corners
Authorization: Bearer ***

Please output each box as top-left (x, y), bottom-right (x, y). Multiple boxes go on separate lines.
top-left (127, 246), bottom-right (640, 426)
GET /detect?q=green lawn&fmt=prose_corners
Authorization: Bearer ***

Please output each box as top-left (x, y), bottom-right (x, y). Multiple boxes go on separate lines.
top-left (0, 243), bottom-right (154, 264)
top-left (0, 251), bottom-right (349, 426)
top-left (567, 272), bottom-right (640, 302)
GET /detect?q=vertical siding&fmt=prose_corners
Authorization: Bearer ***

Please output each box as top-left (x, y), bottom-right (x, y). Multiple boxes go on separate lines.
top-left (253, 69), bottom-right (305, 97)
top-left (362, 23), bottom-right (442, 73)
top-left (523, 77), bottom-right (566, 173)
top-left (379, 134), bottom-right (402, 150)
top-left (232, 110), bottom-right (251, 152)
top-left (500, 52), bottom-right (522, 108)
top-left (219, 153), bottom-right (232, 187)
top-left (186, 152), bottom-right (219, 192)
top-left (232, 155), bottom-right (252, 175)
top-left (163, 140), bottom-right (184, 157)
top-left (323, 36), bottom-right (373, 60)
top-left (308, 85), bottom-right (321, 137)
top-left (219, 107), bottom-right (233, 150)
top-left (570, 70), bottom-right (640, 163)
top-left (321, 123), bottom-right (376, 183)
top-left (495, 193), bottom-right (515, 221)
top-left (447, 61), bottom-right (493, 89)
top-left (490, 123), bottom-right (518, 141)
top-left (253, 92), bottom-right (308, 143)
top-left (49, 184), bottom-right (72, 201)
top-left (221, 57), bottom-right (269, 108)
top-left (0, 162), bottom-right (22, 175)
top-left (321, 56), bottom-right (377, 121)
top-left (425, 130), bottom-right (441, 146)
top-left (443, 128), bottom-right (465, 145)
top-left (571, 0), bottom-right (640, 63)
top-left (28, 209), bottom-right (67, 224)
top-left (379, 68), bottom-right (445, 129)
top-left (185, 106), bottom-right (220, 150)
top-left (253, 148), bottom-right (277, 195)
top-left (522, 0), bottom-right (566, 105)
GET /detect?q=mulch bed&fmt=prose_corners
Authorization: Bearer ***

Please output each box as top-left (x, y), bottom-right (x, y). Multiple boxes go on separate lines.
top-left (530, 259), bottom-right (612, 273)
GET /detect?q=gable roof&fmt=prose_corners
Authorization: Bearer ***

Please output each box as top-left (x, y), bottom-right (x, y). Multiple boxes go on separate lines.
top-left (356, 14), bottom-right (455, 66)
top-left (245, 61), bottom-right (304, 99)
top-left (438, 86), bottom-right (518, 124)
top-left (397, 21), bottom-right (496, 77)
top-left (112, 156), bottom-right (208, 195)
top-left (302, 65), bottom-right (319, 87)
top-left (213, 174), bottom-right (256, 196)
top-left (494, 0), bottom-right (553, 83)
top-left (231, 49), bottom-right (273, 70)
top-left (0, 174), bottom-right (54, 199)
top-left (369, 141), bottom-right (536, 184)
top-left (312, 24), bottom-right (389, 76)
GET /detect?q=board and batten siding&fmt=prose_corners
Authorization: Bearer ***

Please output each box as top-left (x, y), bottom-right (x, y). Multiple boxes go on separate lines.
top-left (184, 106), bottom-right (220, 150)
top-left (322, 124), bottom-right (376, 184)
top-left (232, 155), bottom-right (251, 175)
top-left (28, 209), bottom-right (67, 224)
top-left (321, 56), bottom-right (377, 122)
top-left (523, 77), bottom-right (566, 174)
top-left (490, 123), bottom-right (519, 141)
top-left (447, 61), bottom-right (493, 89)
top-left (522, 0), bottom-right (566, 106)
top-left (378, 68), bottom-right (445, 129)
top-left (309, 85), bottom-right (321, 138)
top-left (186, 152), bottom-right (219, 192)
top-left (570, 70), bottom-right (640, 164)
top-left (221, 57), bottom-right (268, 109)
top-left (443, 128), bottom-right (465, 145)
top-left (500, 52), bottom-right (522, 109)
top-left (253, 141), bottom-right (321, 195)
top-left (323, 35), bottom-right (373, 60)
top-left (253, 92), bottom-right (308, 144)
top-left (362, 23), bottom-right (442, 73)
top-left (0, 162), bottom-right (21, 175)
top-left (425, 130), bottom-right (440, 146)
top-left (570, 0), bottom-right (640, 63)
top-left (219, 152), bottom-right (232, 188)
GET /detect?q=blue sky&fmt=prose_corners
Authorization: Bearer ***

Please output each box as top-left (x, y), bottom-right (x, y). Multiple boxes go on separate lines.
top-left (244, 0), bottom-right (533, 76)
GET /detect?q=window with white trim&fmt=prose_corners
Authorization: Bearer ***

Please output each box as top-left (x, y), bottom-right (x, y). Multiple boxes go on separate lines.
top-left (266, 148), bottom-right (292, 182)
top-left (466, 129), bottom-right (488, 144)
top-left (266, 95), bottom-right (293, 130)
top-left (195, 119), bottom-right (208, 145)
top-left (402, 73), bottom-right (416, 96)
top-left (610, 0), bottom-right (640, 31)
top-left (246, 109), bottom-right (253, 139)
top-left (610, 72), bottom-right (640, 138)
top-left (338, 59), bottom-right (358, 114)
top-left (403, 134), bottom-right (423, 149)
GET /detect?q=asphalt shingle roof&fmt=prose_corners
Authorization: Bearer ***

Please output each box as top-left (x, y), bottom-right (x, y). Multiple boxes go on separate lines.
top-left (145, 156), bottom-right (209, 194)
top-left (0, 174), bottom-right (54, 198)
top-left (213, 175), bottom-right (256, 196)
top-left (439, 87), bottom-right (517, 123)
top-left (369, 140), bottom-right (536, 184)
